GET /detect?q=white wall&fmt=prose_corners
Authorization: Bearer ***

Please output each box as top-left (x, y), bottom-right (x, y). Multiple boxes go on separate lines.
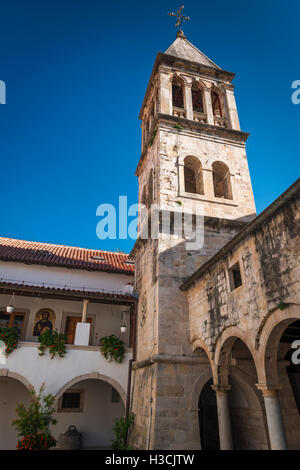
top-left (0, 261), bottom-right (134, 295)
top-left (0, 377), bottom-right (31, 450)
top-left (1, 344), bottom-right (131, 399)
top-left (53, 379), bottom-right (125, 449)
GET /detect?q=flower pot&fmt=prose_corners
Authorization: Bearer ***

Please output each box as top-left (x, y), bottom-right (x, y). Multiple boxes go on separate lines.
top-left (6, 305), bottom-right (14, 313)
top-left (120, 326), bottom-right (127, 334)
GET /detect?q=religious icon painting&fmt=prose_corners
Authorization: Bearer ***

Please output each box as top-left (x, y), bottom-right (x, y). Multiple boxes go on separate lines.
top-left (32, 308), bottom-right (55, 337)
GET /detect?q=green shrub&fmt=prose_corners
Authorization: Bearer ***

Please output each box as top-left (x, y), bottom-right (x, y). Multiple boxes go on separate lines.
top-left (112, 413), bottom-right (134, 450)
top-left (12, 383), bottom-right (57, 450)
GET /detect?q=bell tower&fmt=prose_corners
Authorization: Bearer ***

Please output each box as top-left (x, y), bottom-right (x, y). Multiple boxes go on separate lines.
top-left (129, 27), bottom-right (256, 450)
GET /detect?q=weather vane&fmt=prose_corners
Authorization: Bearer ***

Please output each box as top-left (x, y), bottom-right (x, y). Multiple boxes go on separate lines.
top-left (168, 4), bottom-right (190, 32)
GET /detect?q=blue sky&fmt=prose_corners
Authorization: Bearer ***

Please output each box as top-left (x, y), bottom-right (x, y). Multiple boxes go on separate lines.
top-left (0, 0), bottom-right (299, 253)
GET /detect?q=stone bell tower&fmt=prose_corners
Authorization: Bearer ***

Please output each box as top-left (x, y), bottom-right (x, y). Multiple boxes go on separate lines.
top-left (129, 28), bottom-right (256, 450)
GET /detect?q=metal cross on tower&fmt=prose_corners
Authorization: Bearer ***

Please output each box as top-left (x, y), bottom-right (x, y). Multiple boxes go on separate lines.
top-left (168, 4), bottom-right (190, 32)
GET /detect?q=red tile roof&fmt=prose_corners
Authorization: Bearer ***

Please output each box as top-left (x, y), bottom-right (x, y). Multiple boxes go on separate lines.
top-left (0, 237), bottom-right (135, 275)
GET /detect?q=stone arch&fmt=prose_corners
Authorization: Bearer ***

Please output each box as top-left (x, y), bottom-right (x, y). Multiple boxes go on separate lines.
top-left (183, 155), bottom-right (204, 195)
top-left (189, 366), bottom-right (213, 412)
top-left (214, 326), bottom-right (256, 365)
top-left (178, 153), bottom-right (203, 166)
top-left (214, 327), bottom-right (259, 386)
top-left (192, 338), bottom-right (217, 383)
top-left (212, 160), bottom-right (233, 200)
top-left (169, 72), bottom-right (188, 85)
top-left (0, 368), bottom-right (33, 390)
top-left (54, 372), bottom-right (126, 407)
top-left (257, 304), bottom-right (300, 385)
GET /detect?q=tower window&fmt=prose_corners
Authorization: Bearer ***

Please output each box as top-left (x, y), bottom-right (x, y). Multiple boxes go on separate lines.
top-left (212, 161), bottom-right (232, 200)
top-left (229, 262), bottom-right (242, 291)
top-left (211, 91), bottom-right (222, 117)
top-left (172, 81), bottom-right (184, 109)
top-left (192, 86), bottom-right (204, 114)
top-left (184, 156), bottom-right (204, 195)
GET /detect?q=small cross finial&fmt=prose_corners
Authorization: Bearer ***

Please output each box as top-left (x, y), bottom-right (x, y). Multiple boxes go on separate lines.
top-left (168, 4), bottom-right (190, 33)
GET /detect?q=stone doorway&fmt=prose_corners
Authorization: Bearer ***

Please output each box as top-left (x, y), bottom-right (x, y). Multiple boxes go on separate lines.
top-left (198, 378), bottom-right (220, 450)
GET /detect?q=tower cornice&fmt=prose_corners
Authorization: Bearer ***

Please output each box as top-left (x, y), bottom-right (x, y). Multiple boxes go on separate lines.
top-left (135, 113), bottom-right (249, 177)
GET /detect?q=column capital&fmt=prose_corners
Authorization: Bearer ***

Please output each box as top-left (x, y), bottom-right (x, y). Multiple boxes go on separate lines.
top-left (201, 81), bottom-right (213, 90)
top-left (256, 384), bottom-right (282, 398)
top-left (211, 384), bottom-right (231, 395)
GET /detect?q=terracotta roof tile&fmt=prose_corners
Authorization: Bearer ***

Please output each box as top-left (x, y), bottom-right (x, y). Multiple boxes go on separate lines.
top-left (0, 237), bottom-right (135, 275)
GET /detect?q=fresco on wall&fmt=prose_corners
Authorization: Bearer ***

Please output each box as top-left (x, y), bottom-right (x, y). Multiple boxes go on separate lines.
top-left (33, 309), bottom-right (55, 336)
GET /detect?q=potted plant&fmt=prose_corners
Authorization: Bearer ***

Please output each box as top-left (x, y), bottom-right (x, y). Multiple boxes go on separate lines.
top-left (12, 383), bottom-right (57, 451)
top-left (6, 293), bottom-right (15, 313)
top-left (38, 329), bottom-right (67, 359)
top-left (99, 334), bottom-right (125, 363)
top-left (0, 326), bottom-right (19, 355)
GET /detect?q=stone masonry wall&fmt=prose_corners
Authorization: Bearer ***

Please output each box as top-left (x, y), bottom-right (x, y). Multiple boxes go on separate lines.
top-left (187, 194), bottom-right (300, 352)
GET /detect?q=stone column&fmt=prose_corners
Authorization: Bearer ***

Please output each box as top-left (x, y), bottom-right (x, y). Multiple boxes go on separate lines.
top-left (177, 158), bottom-right (185, 195)
top-left (202, 168), bottom-right (214, 199)
top-left (203, 87), bottom-right (214, 125)
top-left (159, 69), bottom-right (172, 115)
top-left (82, 299), bottom-right (89, 323)
top-left (224, 85), bottom-right (240, 131)
top-left (75, 299), bottom-right (90, 346)
top-left (257, 385), bottom-right (288, 450)
top-left (184, 82), bottom-right (193, 120)
top-left (212, 385), bottom-right (233, 450)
